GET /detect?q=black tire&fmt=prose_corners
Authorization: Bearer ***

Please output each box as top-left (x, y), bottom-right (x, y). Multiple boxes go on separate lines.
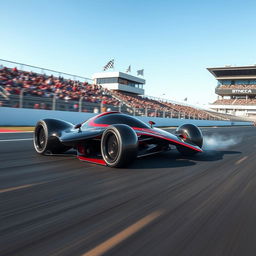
top-left (34, 120), bottom-right (71, 154)
top-left (175, 124), bottom-right (203, 156)
top-left (101, 124), bottom-right (138, 167)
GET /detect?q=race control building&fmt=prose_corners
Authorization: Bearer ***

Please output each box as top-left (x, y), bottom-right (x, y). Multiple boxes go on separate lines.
top-left (92, 72), bottom-right (145, 95)
top-left (208, 65), bottom-right (256, 118)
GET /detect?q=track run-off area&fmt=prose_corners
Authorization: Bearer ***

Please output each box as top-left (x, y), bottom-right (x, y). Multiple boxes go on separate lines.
top-left (1, 126), bottom-right (256, 256)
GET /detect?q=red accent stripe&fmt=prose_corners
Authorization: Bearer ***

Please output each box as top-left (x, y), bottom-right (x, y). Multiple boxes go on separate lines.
top-left (0, 129), bottom-right (24, 132)
top-left (77, 155), bottom-right (107, 165)
top-left (137, 132), bottom-right (203, 152)
top-left (89, 123), bottom-right (108, 128)
top-left (133, 127), bottom-right (162, 135)
top-left (88, 111), bottom-right (119, 127)
top-left (87, 113), bottom-right (160, 134)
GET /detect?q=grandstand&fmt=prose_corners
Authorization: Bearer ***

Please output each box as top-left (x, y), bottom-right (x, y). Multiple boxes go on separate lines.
top-left (0, 59), bottom-right (246, 121)
top-left (208, 65), bottom-right (256, 119)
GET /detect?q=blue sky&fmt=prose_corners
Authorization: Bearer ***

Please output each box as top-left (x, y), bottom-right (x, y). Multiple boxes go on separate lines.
top-left (1, 0), bottom-right (256, 105)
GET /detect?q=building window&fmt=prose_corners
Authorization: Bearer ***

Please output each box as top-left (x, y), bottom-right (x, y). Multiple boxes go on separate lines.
top-left (97, 77), bottom-right (118, 84)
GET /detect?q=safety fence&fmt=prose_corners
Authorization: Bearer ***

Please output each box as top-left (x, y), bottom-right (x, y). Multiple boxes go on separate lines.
top-left (0, 94), bottom-right (223, 121)
top-left (0, 106), bottom-right (253, 127)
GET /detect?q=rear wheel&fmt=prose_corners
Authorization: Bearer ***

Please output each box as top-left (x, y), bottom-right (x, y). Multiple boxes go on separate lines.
top-left (101, 124), bottom-right (138, 167)
top-left (34, 120), bottom-right (70, 154)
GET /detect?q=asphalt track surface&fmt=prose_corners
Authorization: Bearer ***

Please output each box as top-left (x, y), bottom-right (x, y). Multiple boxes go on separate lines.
top-left (1, 126), bottom-right (256, 256)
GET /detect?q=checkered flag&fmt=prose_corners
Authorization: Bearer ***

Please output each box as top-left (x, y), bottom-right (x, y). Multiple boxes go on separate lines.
top-left (137, 69), bottom-right (144, 76)
top-left (126, 65), bottom-right (131, 73)
top-left (103, 59), bottom-right (114, 71)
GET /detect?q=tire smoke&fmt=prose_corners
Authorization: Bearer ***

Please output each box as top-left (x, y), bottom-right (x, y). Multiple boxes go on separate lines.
top-left (202, 134), bottom-right (242, 150)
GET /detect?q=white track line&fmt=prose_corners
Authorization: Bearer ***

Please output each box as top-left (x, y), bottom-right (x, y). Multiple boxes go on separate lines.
top-left (0, 138), bottom-right (33, 142)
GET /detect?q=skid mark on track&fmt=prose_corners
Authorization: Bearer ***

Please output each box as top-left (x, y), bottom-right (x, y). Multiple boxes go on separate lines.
top-left (235, 156), bottom-right (248, 165)
top-left (82, 210), bottom-right (164, 256)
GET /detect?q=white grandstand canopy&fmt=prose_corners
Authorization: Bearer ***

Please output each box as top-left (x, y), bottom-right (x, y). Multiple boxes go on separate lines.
top-left (92, 71), bottom-right (145, 95)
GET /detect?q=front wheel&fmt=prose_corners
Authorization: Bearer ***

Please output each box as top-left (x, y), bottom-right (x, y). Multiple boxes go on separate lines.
top-left (175, 124), bottom-right (203, 156)
top-left (101, 124), bottom-right (138, 167)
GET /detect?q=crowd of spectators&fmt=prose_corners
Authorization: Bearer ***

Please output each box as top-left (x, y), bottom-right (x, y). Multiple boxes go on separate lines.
top-left (114, 92), bottom-right (170, 112)
top-left (0, 65), bottom-right (216, 119)
top-left (218, 84), bottom-right (256, 89)
top-left (213, 99), bottom-right (235, 105)
top-left (114, 91), bottom-right (211, 119)
top-left (213, 98), bottom-right (256, 105)
top-left (0, 66), bottom-right (119, 106)
top-left (163, 102), bottom-right (210, 119)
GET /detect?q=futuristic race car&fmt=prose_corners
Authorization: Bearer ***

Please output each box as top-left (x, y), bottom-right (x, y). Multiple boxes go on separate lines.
top-left (33, 111), bottom-right (203, 167)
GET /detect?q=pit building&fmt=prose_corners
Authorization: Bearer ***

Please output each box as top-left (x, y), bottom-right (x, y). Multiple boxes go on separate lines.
top-left (208, 65), bottom-right (256, 118)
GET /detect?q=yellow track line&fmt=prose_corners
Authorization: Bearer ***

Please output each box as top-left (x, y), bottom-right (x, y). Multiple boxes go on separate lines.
top-left (82, 210), bottom-right (163, 256)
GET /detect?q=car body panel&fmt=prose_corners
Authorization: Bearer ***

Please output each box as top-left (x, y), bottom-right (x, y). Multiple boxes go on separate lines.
top-left (59, 112), bottom-right (202, 153)
top-left (60, 128), bottom-right (104, 145)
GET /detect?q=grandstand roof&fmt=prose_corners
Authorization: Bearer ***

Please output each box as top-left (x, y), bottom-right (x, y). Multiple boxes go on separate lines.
top-left (207, 66), bottom-right (256, 80)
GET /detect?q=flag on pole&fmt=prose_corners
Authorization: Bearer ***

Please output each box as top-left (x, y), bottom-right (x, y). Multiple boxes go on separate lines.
top-left (137, 69), bottom-right (144, 76)
top-left (103, 59), bottom-right (114, 71)
top-left (126, 65), bottom-right (131, 73)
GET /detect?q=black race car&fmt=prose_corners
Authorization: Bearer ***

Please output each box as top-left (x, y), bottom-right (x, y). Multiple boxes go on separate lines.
top-left (33, 111), bottom-right (203, 167)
